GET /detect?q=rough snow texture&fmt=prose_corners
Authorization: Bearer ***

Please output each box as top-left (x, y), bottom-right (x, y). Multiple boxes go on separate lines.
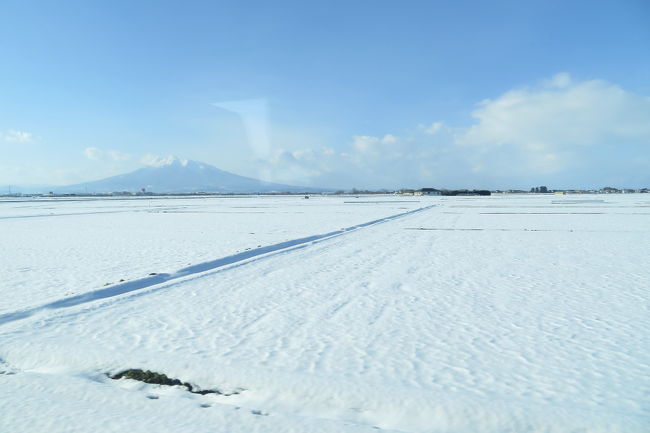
top-left (1, 194), bottom-right (649, 432)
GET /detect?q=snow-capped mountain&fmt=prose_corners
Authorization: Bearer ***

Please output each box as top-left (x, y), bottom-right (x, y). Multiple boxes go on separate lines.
top-left (50, 157), bottom-right (324, 194)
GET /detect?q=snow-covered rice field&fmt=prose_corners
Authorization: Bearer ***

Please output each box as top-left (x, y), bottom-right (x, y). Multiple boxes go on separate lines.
top-left (1, 194), bottom-right (649, 432)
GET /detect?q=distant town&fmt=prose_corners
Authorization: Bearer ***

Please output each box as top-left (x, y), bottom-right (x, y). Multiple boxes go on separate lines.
top-left (398, 186), bottom-right (649, 196)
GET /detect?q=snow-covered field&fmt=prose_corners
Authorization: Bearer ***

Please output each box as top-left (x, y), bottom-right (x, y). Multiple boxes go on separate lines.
top-left (0, 195), bottom-right (425, 313)
top-left (1, 194), bottom-right (649, 432)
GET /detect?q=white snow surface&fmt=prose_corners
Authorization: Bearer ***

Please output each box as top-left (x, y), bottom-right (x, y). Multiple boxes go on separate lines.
top-left (0, 195), bottom-right (424, 313)
top-left (1, 194), bottom-right (649, 432)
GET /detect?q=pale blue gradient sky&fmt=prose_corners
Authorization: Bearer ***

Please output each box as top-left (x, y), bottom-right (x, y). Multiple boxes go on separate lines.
top-left (1, 0), bottom-right (649, 189)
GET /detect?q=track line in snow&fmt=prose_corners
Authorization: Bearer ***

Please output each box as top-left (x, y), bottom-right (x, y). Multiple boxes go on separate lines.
top-left (0, 209), bottom-right (147, 220)
top-left (403, 227), bottom-right (646, 233)
top-left (0, 204), bottom-right (436, 326)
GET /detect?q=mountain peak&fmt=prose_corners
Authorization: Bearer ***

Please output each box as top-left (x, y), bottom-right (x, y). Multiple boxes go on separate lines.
top-left (143, 155), bottom-right (190, 168)
top-left (49, 156), bottom-right (326, 194)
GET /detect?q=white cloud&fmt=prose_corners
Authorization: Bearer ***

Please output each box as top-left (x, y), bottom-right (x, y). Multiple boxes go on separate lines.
top-left (261, 147), bottom-right (342, 185)
top-left (457, 73), bottom-right (650, 175)
top-left (84, 147), bottom-right (103, 160)
top-left (420, 122), bottom-right (443, 135)
top-left (257, 73), bottom-right (650, 189)
top-left (544, 72), bottom-right (572, 89)
top-left (352, 134), bottom-right (401, 154)
top-left (107, 150), bottom-right (131, 161)
top-left (352, 135), bottom-right (378, 153)
top-left (261, 132), bottom-right (441, 188)
top-left (3, 129), bottom-right (33, 143)
top-left (141, 154), bottom-right (161, 166)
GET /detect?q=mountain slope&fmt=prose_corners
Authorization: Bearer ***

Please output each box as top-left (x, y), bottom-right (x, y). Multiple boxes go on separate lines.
top-left (52, 157), bottom-right (325, 194)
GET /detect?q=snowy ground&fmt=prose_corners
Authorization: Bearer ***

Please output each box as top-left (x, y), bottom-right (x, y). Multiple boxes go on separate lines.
top-left (1, 194), bottom-right (649, 432)
top-left (0, 195), bottom-right (424, 313)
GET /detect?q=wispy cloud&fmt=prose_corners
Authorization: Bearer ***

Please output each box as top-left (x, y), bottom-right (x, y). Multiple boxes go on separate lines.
top-left (84, 147), bottom-right (102, 160)
top-left (419, 122), bottom-right (443, 135)
top-left (83, 147), bottom-right (132, 161)
top-left (352, 134), bottom-right (400, 154)
top-left (3, 129), bottom-right (33, 143)
top-left (107, 150), bottom-right (131, 161)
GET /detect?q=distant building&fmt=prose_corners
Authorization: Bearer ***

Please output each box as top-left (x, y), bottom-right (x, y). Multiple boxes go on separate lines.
top-left (420, 188), bottom-right (442, 195)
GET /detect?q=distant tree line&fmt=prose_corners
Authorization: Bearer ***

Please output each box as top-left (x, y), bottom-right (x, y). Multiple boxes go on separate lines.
top-left (440, 189), bottom-right (491, 196)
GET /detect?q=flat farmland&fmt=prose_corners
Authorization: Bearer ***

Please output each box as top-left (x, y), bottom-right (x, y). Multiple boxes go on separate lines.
top-left (1, 194), bottom-right (648, 432)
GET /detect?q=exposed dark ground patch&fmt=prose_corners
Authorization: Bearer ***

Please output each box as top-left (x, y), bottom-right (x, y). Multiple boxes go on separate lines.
top-left (109, 369), bottom-right (242, 396)
top-left (251, 409), bottom-right (269, 416)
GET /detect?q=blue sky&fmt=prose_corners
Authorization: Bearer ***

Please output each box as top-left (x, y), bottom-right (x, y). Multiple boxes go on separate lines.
top-left (1, 0), bottom-right (649, 190)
